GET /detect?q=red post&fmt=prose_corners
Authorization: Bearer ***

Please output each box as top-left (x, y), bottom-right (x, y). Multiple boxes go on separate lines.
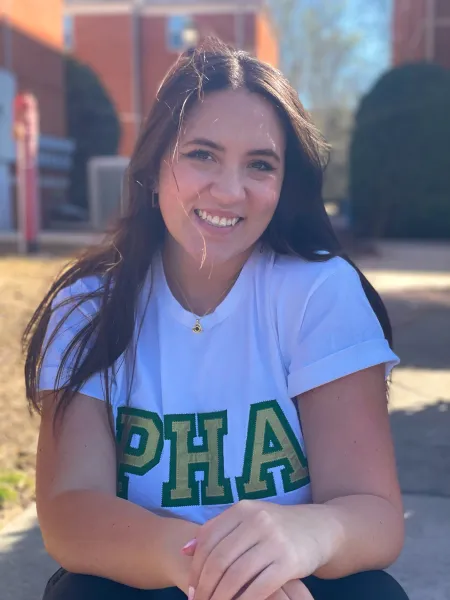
top-left (14, 93), bottom-right (40, 254)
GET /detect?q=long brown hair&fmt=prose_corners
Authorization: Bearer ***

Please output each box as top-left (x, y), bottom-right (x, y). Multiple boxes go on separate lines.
top-left (23, 38), bottom-right (392, 436)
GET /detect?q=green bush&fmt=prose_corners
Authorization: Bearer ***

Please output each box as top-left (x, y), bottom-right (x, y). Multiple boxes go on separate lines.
top-left (349, 62), bottom-right (450, 239)
top-left (66, 56), bottom-right (121, 210)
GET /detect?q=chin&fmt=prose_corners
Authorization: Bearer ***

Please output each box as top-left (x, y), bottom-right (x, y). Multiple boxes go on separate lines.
top-left (187, 241), bottom-right (252, 268)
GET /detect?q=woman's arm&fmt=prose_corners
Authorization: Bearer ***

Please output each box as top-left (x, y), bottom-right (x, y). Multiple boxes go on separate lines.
top-left (174, 365), bottom-right (404, 600)
top-left (296, 364), bottom-right (404, 579)
top-left (37, 392), bottom-right (198, 591)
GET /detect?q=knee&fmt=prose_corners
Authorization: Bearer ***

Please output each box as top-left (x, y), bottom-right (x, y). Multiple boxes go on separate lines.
top-left (42, 569), bottom-right (128, 600)
top-left (342, 570), bottom-right (409, 599)
top-left (304, 570), bottom-right (409, 600)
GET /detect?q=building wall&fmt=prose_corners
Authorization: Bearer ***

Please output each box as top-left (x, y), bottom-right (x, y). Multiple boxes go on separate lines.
top-left (0, 0), bottom-right (66, 139)
top-left (195, 13), bottom-right (255, 50)
top-left (435, 0), bottom-right (450, 68)
top-left (0, 0), bottom-right (71, 231)
top-left (436, 0), bottom-right (450, 19)
top-left (255, 11), bottom-right (279, 67)
top-left (73, 14), bottom-right (136, 157)
top-left (71, 5), bottom-right (278, 157)
top-left (393, 0), bottom-right (450, 68)
top-left (140, 15), bottom-right (181, 137)
top-left (8, 0), bottom-right (64, 49)
top-left (392, 0), bottom-right (427, 65)
top-left (0, 24), bottom-right (66, 138)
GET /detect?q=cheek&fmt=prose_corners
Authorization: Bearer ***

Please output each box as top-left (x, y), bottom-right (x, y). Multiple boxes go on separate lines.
top-left (165, 161), bottom-right (210, 195)
top-left (249, 177), bottom-right (282, 215)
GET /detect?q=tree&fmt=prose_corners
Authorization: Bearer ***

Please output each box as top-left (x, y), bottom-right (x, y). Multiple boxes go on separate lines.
top-left (266, 0), bottom-right (392, 203)
top-left (65, 56), bottom-right (121, 210)
top-left (267, 0), bottom-right (391, 113)
top-left (349, 62), bottom-right (450, 239)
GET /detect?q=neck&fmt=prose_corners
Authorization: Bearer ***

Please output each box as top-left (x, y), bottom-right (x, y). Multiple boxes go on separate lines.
top-left (161, 238), bottom-right (253, 316)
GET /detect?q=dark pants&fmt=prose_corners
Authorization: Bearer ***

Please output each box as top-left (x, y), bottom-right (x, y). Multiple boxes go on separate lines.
top-left (43, 567), bottom-right (409, 600)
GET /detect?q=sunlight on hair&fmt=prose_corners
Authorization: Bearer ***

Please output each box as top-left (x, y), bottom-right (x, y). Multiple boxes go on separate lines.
top-left (165, 152), bottom-right (209, 274)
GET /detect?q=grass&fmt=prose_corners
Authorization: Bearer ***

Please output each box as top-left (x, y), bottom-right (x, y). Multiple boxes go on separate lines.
top-left (0, 470), bottom-right (34, 508)
top-left (0, 253), bottom-right (67, 527)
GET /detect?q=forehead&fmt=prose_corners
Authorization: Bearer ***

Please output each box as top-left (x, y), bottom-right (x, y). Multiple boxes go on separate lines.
top-left (180, 89), bottom-right (285, 151)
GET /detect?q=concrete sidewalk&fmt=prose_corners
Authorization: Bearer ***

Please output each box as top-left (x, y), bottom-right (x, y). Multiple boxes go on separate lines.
top-left (0, 495), bottom-right (449, 600)
top-left (0, 505), bottom-right (58, 600)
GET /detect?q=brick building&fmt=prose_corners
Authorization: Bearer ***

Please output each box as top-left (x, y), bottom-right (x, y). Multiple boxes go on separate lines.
top-left (0, 0), bottom-right (74, 232)
top-left (393, 0), bottom-right (450, 68)
top-left (65, 0), bottom-right (278, 157)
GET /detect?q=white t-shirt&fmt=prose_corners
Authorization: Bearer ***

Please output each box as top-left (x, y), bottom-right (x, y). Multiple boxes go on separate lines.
top-left (39, 246), bottom-right (399, 525)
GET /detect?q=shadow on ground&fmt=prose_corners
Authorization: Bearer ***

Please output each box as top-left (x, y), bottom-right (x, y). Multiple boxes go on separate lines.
top-left (390, 400), bottom-right (450, 497)
top-left (0, 517), bottom-right (58, 600)
top-left (383, 293), bottom-right (450, 369)
top-left (353, 241), bottom-right (450, 274)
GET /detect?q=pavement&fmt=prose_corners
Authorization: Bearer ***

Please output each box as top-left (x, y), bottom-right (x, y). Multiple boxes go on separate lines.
top-left (0, 240), bottom-right (449, 600)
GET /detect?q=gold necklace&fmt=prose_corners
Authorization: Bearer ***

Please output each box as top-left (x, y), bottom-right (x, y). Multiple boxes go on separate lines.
top-left (172, 271), bottom-right (241, 334)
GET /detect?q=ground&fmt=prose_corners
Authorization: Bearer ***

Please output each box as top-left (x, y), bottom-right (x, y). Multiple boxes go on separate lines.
top-left (0, 256), bottom-right (65, 528)
top-left (0, 241), bottom-right (449, 599)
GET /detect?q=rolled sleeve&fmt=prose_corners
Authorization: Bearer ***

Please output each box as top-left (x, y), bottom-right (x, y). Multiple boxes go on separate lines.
top-left (287, 261), bottom-right (399, 398)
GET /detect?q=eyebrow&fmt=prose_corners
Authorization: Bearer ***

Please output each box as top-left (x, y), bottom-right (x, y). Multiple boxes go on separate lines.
top-left (184, 137), bottom-right (281, 163)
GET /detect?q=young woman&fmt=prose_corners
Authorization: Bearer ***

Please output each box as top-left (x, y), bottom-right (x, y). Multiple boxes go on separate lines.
top-left (24, 39), bottom-right (409, 600)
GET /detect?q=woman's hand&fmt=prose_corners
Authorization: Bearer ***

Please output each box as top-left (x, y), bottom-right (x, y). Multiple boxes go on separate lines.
top-left (161, 518), bottom-right (200, 595)
top-left (270, 580), bottom-right (314, 600)
top-left (182, 500), bottom-right (334, 600)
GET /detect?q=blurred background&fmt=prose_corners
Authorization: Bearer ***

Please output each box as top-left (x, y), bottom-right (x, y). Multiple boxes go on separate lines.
top-left (0, 2), bottom-right (449, 599)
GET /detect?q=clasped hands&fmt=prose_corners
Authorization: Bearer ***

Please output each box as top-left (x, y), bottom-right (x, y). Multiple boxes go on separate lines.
top-left (180, 500), bottom-right (328, 600)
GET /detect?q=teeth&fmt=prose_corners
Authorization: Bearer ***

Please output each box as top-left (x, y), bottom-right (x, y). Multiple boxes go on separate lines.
top-left (196, 210), bottom-right (241, 228)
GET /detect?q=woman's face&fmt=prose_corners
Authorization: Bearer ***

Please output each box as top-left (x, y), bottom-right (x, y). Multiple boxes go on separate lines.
top-left (157, 88), bottom-right (286, 267)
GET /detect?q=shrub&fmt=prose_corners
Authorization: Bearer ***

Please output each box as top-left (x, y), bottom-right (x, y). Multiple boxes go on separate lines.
top-left (349, 62), bottom-right (450, 239)
top-left (65, 56), bottom-right (121, 210)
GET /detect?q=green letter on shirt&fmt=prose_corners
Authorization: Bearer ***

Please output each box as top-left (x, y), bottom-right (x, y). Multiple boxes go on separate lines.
top-left (162, 411), bottom-right (233, 507)
top-left (116, 407), bottom-right (164, 500)
top-left (236, 400), bottom-right (309, 500)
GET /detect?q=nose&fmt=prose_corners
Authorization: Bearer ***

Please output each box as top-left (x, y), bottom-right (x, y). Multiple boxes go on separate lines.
top-left (209, 166), bottom-right (246, 204)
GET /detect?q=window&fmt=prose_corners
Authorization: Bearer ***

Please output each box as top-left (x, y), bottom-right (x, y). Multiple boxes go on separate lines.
top-left (166, 15), bottom-right (198, 52)
top-left (64, 15), bottom-right (74, 51)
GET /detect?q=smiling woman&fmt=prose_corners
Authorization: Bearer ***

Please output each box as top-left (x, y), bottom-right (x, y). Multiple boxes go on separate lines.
top-left (23, 38), bottom-right (408, 600)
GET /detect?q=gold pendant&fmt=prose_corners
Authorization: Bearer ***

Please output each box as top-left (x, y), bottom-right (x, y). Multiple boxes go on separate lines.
top-left (192, 319), bottom-right (203, 334)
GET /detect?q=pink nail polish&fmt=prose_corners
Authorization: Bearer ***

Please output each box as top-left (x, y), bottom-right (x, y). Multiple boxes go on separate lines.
top-left (188, 586), bottom-right (196, 600)
top-left (182, 538), bottom-right (197, 553)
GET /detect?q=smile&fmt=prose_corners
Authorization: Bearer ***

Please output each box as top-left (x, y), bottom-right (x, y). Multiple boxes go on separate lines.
top-left (194, 209), bottom-right (243, 228)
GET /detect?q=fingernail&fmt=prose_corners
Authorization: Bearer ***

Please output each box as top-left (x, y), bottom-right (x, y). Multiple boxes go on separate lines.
top-left (188, 586), bottom-right (196, 600)
top-left (182, 538), bottom-right (197, 553)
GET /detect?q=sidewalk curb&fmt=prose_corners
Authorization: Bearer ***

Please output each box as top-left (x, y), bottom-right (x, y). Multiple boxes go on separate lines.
top-left (0, 503), bottom-right (58, 600)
